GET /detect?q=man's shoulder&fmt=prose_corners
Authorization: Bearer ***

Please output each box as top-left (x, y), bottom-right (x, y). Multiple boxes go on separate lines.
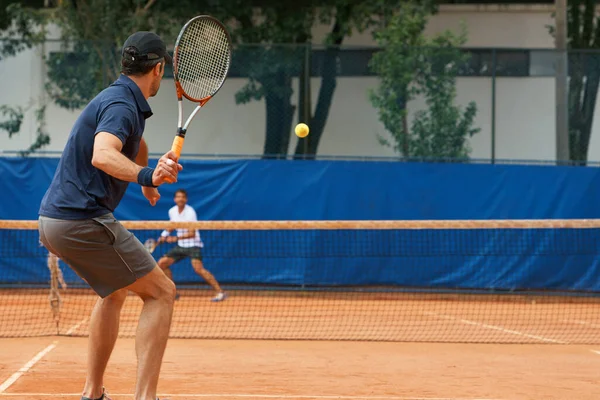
top-left (72, 85), bottom-right (134, 127)
top-left (95, 85), bottom-right (136, 113)
top-left (95, 82), bottom-right (128, 100)
top-left (168, 205), bottom-right (178, 219)
top-left (184, 204), bottom-right (197, 214)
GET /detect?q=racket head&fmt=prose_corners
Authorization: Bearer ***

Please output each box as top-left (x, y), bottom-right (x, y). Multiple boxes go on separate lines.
top-left (173, 15), bottom-right (232, 103)
top-left (144, 238), bottom-right (157, 253)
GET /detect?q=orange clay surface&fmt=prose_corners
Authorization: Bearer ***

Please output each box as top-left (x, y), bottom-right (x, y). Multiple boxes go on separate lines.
top-left (0, 337), bottom-right (600, 400)
top-left (2, 289), bottom-right (600, 399)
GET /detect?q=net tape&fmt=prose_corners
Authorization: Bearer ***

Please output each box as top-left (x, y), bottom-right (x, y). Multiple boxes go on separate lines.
top-left (4, 219), bottom-right (600, 230)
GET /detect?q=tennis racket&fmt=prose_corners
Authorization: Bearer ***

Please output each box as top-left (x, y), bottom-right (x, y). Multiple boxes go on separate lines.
top-left (144, 238), bottom-right (159, 254)
top-left (166, 15), bottom-right (232, 182)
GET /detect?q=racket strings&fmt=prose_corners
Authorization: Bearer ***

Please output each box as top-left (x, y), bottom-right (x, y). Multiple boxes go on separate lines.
top-left (176, 18), bottom-right (231, 101)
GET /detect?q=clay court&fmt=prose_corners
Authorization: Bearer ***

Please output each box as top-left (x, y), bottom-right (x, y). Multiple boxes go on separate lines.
top-left (1, 289), bottom-right (600, 400)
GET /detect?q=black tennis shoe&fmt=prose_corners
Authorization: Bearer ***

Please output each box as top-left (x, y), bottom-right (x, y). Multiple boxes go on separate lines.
top-left (81, 387), bottom-right (110, 400)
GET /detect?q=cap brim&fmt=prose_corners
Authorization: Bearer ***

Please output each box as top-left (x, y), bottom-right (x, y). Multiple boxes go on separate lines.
top-left (164, 52), bottom-right (173, 65)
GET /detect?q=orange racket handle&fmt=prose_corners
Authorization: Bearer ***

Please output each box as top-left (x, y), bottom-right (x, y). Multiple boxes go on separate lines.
top-left (171, 135), bottom-right (185, 158)
top-left (164, 136), bottom-right (185, 183)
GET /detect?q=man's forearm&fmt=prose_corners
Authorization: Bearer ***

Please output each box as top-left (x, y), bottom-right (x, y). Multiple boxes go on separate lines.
top-left (136, 138), bottom-right (149, 167)
top-left (178, 231), bottom-right (197, 239)
top-left (92, 147), bottom-right (144, 183)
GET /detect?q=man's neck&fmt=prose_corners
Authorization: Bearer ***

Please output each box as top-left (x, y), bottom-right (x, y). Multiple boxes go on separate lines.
top-left (177, 205), bottom-right (185, 213)
top-left (126, 75), bottom-right (151, 99)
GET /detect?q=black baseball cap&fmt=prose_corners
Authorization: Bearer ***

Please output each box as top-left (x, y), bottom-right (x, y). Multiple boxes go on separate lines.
top-left (122, 31), bottom-right (173, 64)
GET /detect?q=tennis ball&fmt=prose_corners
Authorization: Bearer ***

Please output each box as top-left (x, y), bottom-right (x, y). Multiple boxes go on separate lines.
top-left (295, 123), bottom-right (309, 138)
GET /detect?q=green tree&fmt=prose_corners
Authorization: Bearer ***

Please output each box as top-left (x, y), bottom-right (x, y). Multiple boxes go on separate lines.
top-left (293, 1), bottom-right (393, 157)
top-left (0, 1), bottom-right (45, 57)
top-left (2, 0), bottom-right (229, 154)
top-left (44, 0), bottom-right (183, 110)
top-left (369, 2), bottom-right (479, 160)
top-left (219, 1), bottom-right (315, 157)
top-left (549, 0), bottom-right (600, 164)
top-left (5, 0), bottom-right (315, 157)
top-left (3, 0), bottom-right (412, 158)
top-left (222, 0), bottom-right (408, 157)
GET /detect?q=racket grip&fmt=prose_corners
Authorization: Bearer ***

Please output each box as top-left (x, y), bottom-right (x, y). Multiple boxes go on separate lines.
top-left (171, 135), bottom-right (185, 158)
top-left (165, 136), bottom-right (185, 183)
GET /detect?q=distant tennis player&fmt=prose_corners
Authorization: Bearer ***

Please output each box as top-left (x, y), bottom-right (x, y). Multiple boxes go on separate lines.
top-left (38, 32), bottom-right (178, 400)
top-left (157, 189), bottom-right (227, 302)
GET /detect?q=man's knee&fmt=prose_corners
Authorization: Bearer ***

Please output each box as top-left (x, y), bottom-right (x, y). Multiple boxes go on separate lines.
top-left (153, 272), bottom-right (177, 303)
top-left (103, 288), bottom-right (128, 306)
top-left (158, 257), bottom-right (173, 269)
top-left (128, 267), bottom-right (176, 302)
top-left (144, 271), bottom-right (176, 303)
top-left (164, 277), bottom-right (176, 298)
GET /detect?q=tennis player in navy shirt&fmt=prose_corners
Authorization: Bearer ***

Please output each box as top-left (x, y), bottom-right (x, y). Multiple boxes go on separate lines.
top-left (39, 32), bottom-right (179, 400)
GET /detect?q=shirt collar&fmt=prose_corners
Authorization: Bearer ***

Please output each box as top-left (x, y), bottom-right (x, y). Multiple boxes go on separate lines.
top-left (115, 74), bottom-right (153, 119)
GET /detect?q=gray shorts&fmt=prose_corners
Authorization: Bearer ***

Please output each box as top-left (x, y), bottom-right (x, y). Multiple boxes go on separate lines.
top-left (38, 213), bottom-right (156, 298)
top-left (165, 245), bottom-right (203, 263)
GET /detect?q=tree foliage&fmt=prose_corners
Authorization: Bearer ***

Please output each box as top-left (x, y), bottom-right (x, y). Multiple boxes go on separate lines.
top-left (19, 105), bottom-right (50, 156)
top-left (0, 2), bottom-right (45, 60)
top-left (293, 0), bottom-right (393, 157)
top-left (369, 2), bottom-right (479, 160)
top-left (2, 0), bottom-right (418, 158)
top-left (0, 104), bottom-right (23, 137)
top-left (1, 0), bottom-right (194, 154)
top-left (224, 3), bottom-right (314, 157)
top-left (45, 0), bottom-right (184, 110)
top-left (215, 0), bottom-right (411, 157)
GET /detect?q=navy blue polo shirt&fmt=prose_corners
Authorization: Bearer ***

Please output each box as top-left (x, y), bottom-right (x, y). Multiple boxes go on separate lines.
top-left (39, 74), bottom-right (153, 220)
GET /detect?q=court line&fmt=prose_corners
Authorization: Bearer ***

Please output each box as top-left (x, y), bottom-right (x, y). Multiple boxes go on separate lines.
top-left (0, 394), bottom-right (504, 400)
top-left (424, 312), bottom-right (567, 344)
top-left (563, 319), bottom-right (600, 329)
top-left (65, 318), bottom-right (89, 335)
top-left (0, 342), bottom-right (58, 394)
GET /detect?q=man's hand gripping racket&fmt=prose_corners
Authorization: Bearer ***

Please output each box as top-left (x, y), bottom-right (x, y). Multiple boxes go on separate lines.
top-left (165, 15), bottom-right (232, 182)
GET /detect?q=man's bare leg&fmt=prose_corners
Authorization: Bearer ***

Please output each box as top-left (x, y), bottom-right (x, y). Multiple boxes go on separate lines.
top-left (126, 267), bottom-right (176, 400)
top-left (157, 257), bottom-right (174, 281)
top-left (82, 289), bottom-right (128, 399)
top-left (191, 259), bottom-right (223, 294)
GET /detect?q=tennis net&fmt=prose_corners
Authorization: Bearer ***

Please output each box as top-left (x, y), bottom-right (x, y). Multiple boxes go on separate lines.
top-left (1, 219), bottom-right (600, 344)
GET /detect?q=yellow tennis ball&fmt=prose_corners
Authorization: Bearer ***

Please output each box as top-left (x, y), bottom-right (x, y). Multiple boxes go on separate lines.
top-left (295, 123), bottom-right (309, 138)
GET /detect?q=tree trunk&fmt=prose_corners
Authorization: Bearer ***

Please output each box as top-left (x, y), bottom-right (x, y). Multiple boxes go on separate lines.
top-left (402, 111), bottom-right (409, 157)
top-left (396, 87), bottom-right (409, 157)
top-left (581, 68), bottom-right (600, 159)
top-left (569, 53), bottom-right (600, 165)
top-left (294, 45), bottom-right (340, 156)
top-left (568, 53), bottom-right (584, 163)
top-left (297, 42), bottom-right (310, 157)
top-left (565, 0), bottom-right (600, 165)
top-left (293, 8), bottom-right (348, 157)
top-left (262, 71), bottom-right (295, 158)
